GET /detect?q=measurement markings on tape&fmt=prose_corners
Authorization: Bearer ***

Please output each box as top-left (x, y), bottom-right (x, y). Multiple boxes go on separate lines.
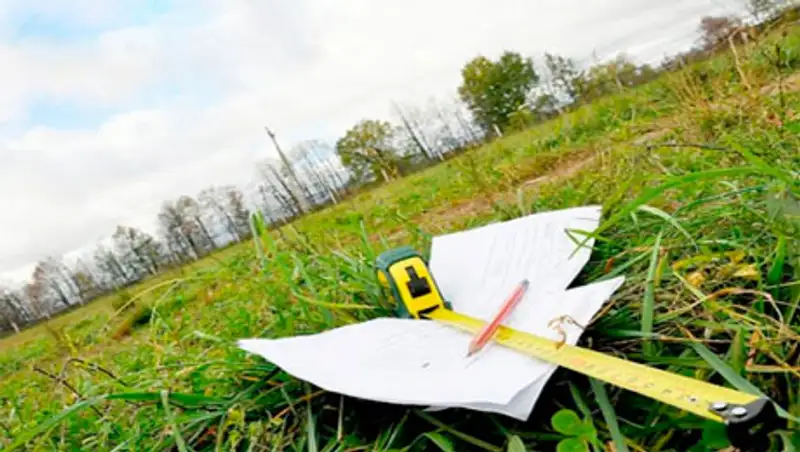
top-left (427, 307), bottom-right (756, 423)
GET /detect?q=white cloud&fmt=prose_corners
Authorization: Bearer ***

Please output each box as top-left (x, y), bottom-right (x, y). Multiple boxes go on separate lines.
top-left (0, 0), bottom-right (749, 281)
top-left (0, 34), bottom-right (160, 123)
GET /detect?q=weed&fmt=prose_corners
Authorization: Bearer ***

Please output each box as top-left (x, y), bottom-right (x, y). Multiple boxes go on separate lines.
top-left (111, 290), bottom-right (134, 313)
top-left (110, 304), bottom-right (153, 340)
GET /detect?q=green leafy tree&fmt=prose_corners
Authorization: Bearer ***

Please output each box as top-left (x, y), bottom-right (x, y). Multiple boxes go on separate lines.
top-left (574, 54), bottom-right (642, 102)
top-left (507, 108), bottom-right (536, 132)
top-left (457, 51), bottom-right (539, 134)
top-left (335, 119), bottom-right (401, 184)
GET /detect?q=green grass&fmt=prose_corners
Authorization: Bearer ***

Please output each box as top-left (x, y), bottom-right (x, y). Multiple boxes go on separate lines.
top-left (2, 22), bottom-right (800, 451)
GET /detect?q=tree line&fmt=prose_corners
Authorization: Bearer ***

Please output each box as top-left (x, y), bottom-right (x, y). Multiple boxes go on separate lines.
top-left (1, 2), bottom-right (793, 336)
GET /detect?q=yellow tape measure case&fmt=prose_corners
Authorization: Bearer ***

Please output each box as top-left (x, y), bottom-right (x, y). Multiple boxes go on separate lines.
top-left (375, 246), bottom-right (451, 319)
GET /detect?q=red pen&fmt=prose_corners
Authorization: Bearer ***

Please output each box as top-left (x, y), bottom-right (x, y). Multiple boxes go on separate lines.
top-left (466, 279), bottom-right (530, 357)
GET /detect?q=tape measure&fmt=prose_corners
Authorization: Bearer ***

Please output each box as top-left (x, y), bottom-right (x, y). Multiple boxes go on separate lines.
top-left (375, 246), bottom-right (782, 450)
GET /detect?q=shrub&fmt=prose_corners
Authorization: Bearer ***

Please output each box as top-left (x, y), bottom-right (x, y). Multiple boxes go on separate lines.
top-left (110, 303), bottom-right (153, 340)
top-left (111, 290), bottom-right (134, 312)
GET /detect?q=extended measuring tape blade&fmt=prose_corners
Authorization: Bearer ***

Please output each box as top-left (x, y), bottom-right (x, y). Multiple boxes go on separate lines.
top-left (375, 246), bottom-right (780, 449)
top-left (426, 308), bottom-right (760, 423)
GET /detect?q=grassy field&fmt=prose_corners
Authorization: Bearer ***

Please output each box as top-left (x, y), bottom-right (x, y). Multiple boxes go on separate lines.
top-left (2, 23), bottom-right (800, 451)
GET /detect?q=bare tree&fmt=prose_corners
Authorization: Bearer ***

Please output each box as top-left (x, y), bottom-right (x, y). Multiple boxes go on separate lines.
top-left (199, 186), bottom-right (243, 243)
top-left (442, 96), bottom-right (482, 145)
top-left (0, 286), bottom-right (29, 333)
top-left (157, 198), bottom-right (215, 260)
top-left (265, 126), bottom-right (311, 213)
top-left (176, 196), bottom-right (216, 252)
top-left (29, 257), bottom-right (81, 310)
top-left (748, 0), bottom-right (776, 22)
top-left (258, 159), bottom-right (303, 220)
top-left (392, 102), bottom-right (438, 162)
top-left (304, 140), bottom-right (349, 193)
top-left (288, 141), bottom-right (345, 205)
top-left (94, 245), bottom-right (133, 289)
top-left (198, 185), bottom-right (252, 244)
top-left (23, 281), bottom-right (51, 320)
top-left (158, 200), bottom-right (196, 262)
top-left (256, 185), bottom-right (279, 226)
top-left (112, 226), bottom-right (162, 278)
top-left (699, 16), bottom-right (742, 51)
top-left (71, 258), bottom-right (104, 300)
top-left (224, 185), bottom-right (252, 238)
top-left (544, 53), bottom-right (581, 102)
top-left (428, 98), bottom-right (464, 153)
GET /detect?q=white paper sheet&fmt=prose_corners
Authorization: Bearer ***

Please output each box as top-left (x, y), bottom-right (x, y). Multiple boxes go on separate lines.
top-left (428, 205), bottom-right (602, 320)
top-left (423, 277), bottom-right (624, 419)
top-left (238, 205), bottom-right (625, 420)
top-left (239, 318), bottom-right (541, 406)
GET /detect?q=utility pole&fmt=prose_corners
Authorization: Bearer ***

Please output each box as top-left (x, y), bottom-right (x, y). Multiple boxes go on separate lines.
top-left (264, 126), bottom-right (310, 213)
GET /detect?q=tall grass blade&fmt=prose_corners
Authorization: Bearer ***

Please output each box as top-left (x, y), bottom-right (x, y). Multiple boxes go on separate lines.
top-left (506, 434), bottom-right (526, 452)
top-left (589, 378), bottom-right (630, 452)
top-left (642, 230), bottom-right (663, 357)
top-left (690, 342), bottom-right (796, 421)
top-left (249, 211), bottom-right (268, 270)
top-left (636, 205), bottom-right (696, 248)
top-left (160, 390), bottom-right (189, 452)
top-left (588, 166), bottom-right (766, 242)
top-left (7, 397), bottom-right (101, 451)
top-left (306, 409), bottom-right (319, 452)
top-left (415, 411), bottom-right (501, 452)
top-left (425, 432), bottom-right (456, 452)
top-left (767, 235), bottom-right (787, 288)
top-left (725, 141), bottom-right (799, 185)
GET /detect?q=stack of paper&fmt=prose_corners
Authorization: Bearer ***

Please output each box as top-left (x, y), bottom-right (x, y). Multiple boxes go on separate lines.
top-left (239, 205), bottom-right (625, 420)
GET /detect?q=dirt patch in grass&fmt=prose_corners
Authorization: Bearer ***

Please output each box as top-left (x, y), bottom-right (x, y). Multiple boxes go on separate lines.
top-left (759, 71), bottom-right (800, 96)
top-left (379, 118), bottom-right (691, 241)
top-left (518, 152), bottom-right (599, 189)
top-left (387, 147), bottom-right (603, 236)
top-left (631, 127), bottom-right (676, 145)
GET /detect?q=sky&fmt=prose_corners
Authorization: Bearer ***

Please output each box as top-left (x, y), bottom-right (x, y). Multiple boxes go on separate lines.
top-left (0, 0), bottom-right (751, 284)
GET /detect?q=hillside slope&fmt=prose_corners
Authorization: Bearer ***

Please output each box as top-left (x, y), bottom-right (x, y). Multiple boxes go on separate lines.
top-left (2, 22), bottom-right (799, 452)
